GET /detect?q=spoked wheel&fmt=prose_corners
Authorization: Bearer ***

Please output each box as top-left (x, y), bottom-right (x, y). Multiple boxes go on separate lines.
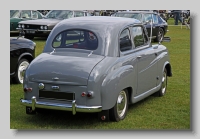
top-left (155, 28), bottom-right (164, 42)
top-left (155, 68), bottom-right (167, 97)
top-left (109, 89), bottom-right (129, 122)
top-left (13, 59), bottom-right (30, 84)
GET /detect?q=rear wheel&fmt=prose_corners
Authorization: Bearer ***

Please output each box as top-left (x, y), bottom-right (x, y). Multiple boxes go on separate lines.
top-left (13, 59), bottom-right (30, 84)
top-left (109, 89), bottom-right (129, 122)
top-left (155, 68), bottom-right (167, 97)
top-left (155, 28), bottom-right (164, 42)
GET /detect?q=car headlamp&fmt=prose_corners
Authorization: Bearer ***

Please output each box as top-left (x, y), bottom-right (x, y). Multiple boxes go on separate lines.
top-left (44, 26), bottom-right (47, 30)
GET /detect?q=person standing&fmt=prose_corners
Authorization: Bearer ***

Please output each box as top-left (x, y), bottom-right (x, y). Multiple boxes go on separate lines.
top-left (173, 10), bottom-right (184, 25)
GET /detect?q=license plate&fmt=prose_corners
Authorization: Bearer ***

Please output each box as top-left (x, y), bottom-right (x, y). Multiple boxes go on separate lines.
top-left (39, 90), bottom-right (75, 100)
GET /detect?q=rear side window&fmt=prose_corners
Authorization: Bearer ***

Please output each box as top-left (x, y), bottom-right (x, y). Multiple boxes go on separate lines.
top-left (119, 28), bottom-right (132, 52)
top-left (152, 14), bottom-right (158, 24)
top-left (52, 30), bottom-right (98, 50)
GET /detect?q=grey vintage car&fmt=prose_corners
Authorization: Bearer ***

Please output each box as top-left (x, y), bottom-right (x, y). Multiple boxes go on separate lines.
top-left (20, 16), bottom-right (172, 122)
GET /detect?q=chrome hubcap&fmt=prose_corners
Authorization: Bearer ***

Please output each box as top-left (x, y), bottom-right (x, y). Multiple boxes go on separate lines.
top-left (18, 61), bottom-right (29, 84)
top-left (117, 90), bottom-right (127, 118)
top-left (158, 30), bottom-right (163, 41)
top-left (161, 70), bottom-right (167, 95)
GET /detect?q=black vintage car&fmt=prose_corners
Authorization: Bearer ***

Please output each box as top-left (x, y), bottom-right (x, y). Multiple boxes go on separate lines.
top-left (17, 10), bottom-right (91, 39)
top-left (112, 11), bottom-right (168, 42)
top-left (10, 37), bottom-right (36, 84)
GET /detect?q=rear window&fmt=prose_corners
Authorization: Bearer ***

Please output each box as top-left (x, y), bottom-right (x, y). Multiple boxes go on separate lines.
top-left (52, 30), bottom-right (98, 50)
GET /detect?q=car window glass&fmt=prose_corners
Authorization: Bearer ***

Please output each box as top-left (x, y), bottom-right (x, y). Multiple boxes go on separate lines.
top-left (115, 13), bottom-right (142, 22)
top-left (32, 11), bottom-right (38, 19)
top-left (46, 10), bottom-right (73, 19)
top-left (131, 26), bottom-right (145, 47)
top-left (74, 11), bottom-right (84, 17)
top-left (53, 34), bottom-right (62, 47)
top-left (10, 10), bottom-right (20, 18)
top-left (143, 13), bottom-right (152, 23)
top-left (21, 10), bottom-right (31, 18)
top-left (153, 14), bottom-right (158, 23)
top-left (52, 30), bottom-right (98, 50)
top-left (158, 16), bottom-right (165, 23)
top-left (119, 28), bottom-right (132, 52)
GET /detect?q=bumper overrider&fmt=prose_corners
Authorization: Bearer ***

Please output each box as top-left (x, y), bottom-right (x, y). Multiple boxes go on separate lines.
top-left (20, 96), bottom-right (102, 115)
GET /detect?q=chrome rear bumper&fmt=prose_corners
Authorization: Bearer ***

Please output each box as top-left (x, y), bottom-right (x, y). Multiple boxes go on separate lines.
top-left (20, 96), bottom-right (102, 115)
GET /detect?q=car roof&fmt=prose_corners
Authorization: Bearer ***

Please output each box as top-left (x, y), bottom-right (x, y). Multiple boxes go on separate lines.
top-left (56, 16), bottom-right (141, 30)
top-left (45, 16), bottom-right (142, 57)
top-left (115, 11), bottom-right (157, 14)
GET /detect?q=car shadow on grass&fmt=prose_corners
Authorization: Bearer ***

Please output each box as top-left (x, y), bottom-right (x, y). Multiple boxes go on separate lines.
top-left (18, 94), bottom-right (160, 130)
top-left (20, 110), bottom-right (100, 129)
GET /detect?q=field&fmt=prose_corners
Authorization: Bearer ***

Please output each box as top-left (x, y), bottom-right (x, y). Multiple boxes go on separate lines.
top-left (10, 18), bottom-right (190, 129)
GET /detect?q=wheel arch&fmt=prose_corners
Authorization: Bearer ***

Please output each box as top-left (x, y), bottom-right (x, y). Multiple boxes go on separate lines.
top-left (18, 53), bottom-right (34, 63)
top-left (165, 62), bottom-right (172, 77)
top-left (101, 65), bottom-right (135, 110)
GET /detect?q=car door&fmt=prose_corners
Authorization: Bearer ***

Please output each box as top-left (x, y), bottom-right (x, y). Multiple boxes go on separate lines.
top-left (130, 25), bottom-right (158, 95)
top-left (119, 28), bottom-right (138, 95)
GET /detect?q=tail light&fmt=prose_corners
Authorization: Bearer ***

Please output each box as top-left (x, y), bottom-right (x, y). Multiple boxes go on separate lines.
top-left (81, 92), bottom-right (86, 97)
top-left (24, 87), bottom-right (32, 93)
top-left (81, 91), bottom-right (94, 98)
top-left (87, 91), bottom-right (93, 98)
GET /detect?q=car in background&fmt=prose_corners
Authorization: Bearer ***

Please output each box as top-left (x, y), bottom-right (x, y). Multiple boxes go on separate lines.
top-left (10, 10), bottom-right (44, 33)
top-left (17, 10), bottom-right (91, 39)
top-left (20, 16), bottom-right (172, 122)
top-left (10, 37), bottom-right (36, 84)
top-left (112, 11), bottom-right (168, 42)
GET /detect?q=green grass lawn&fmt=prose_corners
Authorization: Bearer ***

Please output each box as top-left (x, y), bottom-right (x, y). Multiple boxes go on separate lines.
top-left (10, 18), bottom-right (190, 129)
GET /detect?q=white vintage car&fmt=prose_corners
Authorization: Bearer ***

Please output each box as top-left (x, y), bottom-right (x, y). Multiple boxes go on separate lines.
top-left (20, 16), bottom-right (172, 122)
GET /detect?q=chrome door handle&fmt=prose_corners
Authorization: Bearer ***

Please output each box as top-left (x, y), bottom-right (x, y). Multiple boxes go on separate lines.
top-left (137, 56), bottom-right (142, 58)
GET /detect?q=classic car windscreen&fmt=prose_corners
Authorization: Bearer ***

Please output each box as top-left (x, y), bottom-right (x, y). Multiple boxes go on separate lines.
top-left (45, 10), bottom-right (73, 19)
top-left (52, 30), bottom-right (98, 50)
top-left (114, 13), bottom-right (142, 21)
top-left (10, 10), bottom-right (20, 18)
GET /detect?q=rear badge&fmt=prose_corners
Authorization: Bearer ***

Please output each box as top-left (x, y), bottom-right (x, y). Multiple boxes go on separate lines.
top-left (52, 77), bottom-right (59, 81)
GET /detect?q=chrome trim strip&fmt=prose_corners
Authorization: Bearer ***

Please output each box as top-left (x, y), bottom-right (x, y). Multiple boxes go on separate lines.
top-left (16, 28), bottom-right (51, 32)
top-left (20, 96), bottom-right (102, 115)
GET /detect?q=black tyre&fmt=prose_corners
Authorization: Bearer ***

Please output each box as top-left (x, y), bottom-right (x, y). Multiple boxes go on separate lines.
top-left (109, 89), bottom-right (129, 122)
top-left (13, 59), bottom-right (30, 84)
top-left (155, 28), bottom-right (164, 42)
top-left (155, 68), bottom-right (167, 97)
